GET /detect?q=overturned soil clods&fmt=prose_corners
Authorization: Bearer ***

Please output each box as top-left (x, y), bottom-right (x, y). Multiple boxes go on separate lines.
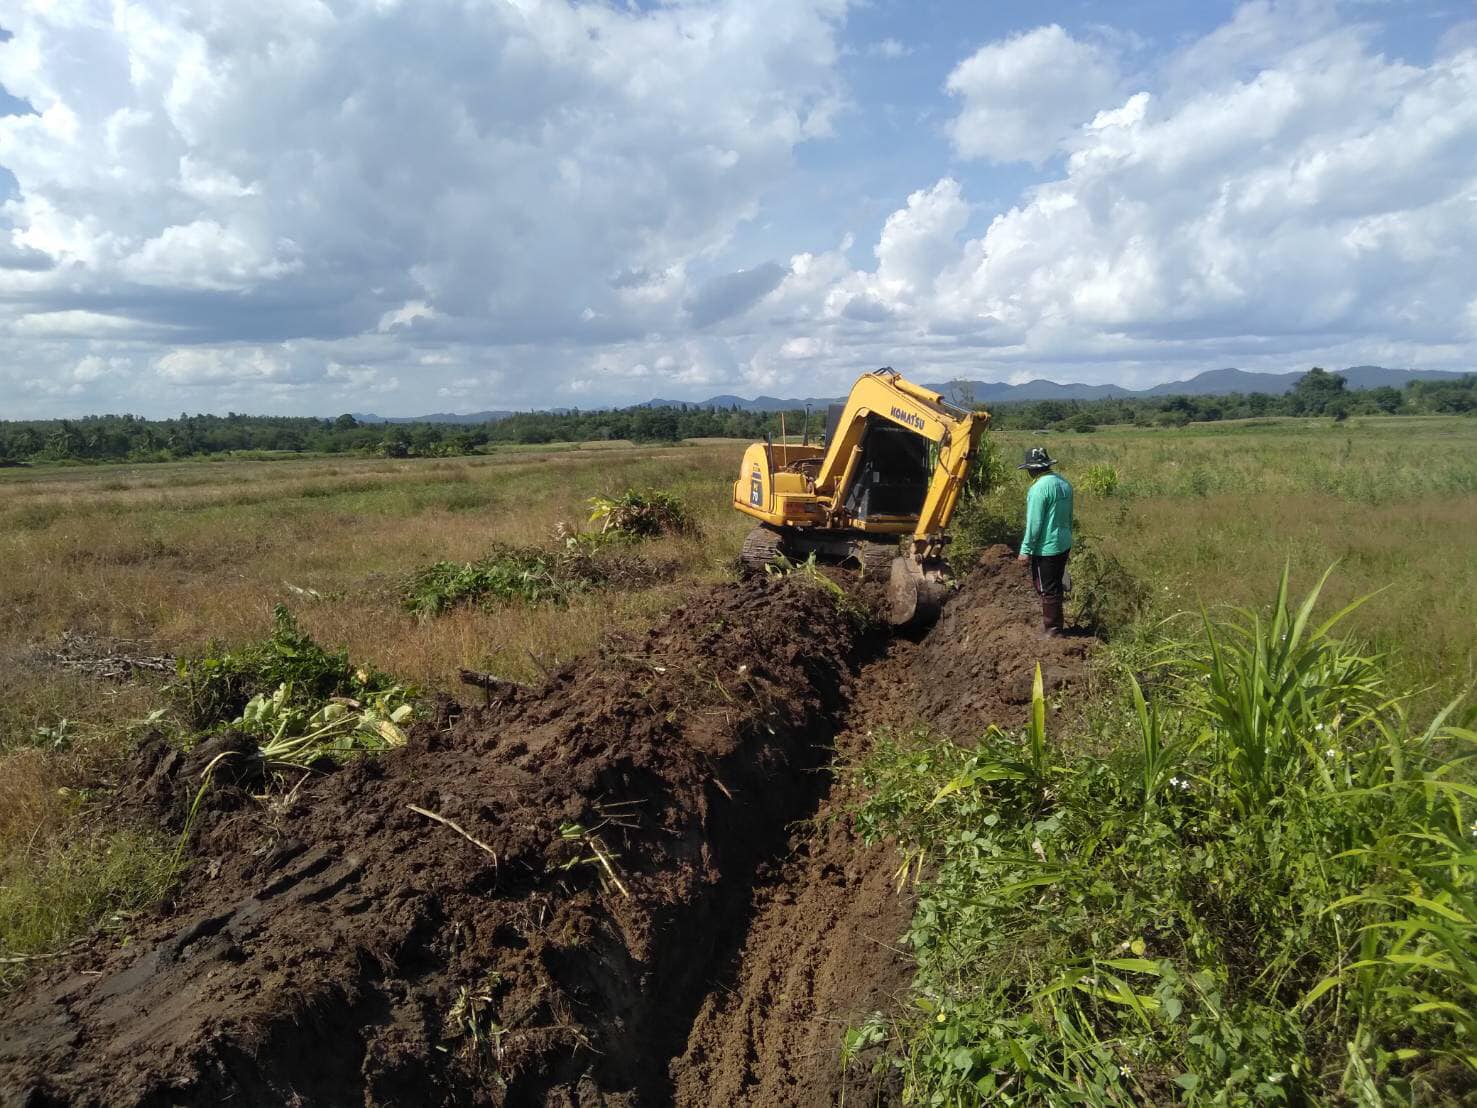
top-left (907, 544), bottom-right (1094, 740)
top-left (1, 548), bottom-right (1096, 1108)
top-left (0, 576), bottom-right (875, 1108)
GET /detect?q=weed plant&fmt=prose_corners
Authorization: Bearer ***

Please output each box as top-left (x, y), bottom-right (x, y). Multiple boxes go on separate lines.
top-left (174, 605), bottom-right (403, 730)
top-left (588, 488), bottom-right (697, 537)
top-left (852, 568), bottom-right (1475, 1105)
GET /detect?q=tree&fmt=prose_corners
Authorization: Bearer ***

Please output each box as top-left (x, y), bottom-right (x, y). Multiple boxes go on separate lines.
top-left (1289, 367), bottom-right (1347, 415)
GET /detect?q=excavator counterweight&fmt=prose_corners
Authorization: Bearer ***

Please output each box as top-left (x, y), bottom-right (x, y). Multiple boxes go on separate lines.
top-left (732, 367), bottom-right (990, 629)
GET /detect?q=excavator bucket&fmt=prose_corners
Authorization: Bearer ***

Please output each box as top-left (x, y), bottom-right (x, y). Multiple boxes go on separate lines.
top-left (886, 557), bottom-right (948, 630)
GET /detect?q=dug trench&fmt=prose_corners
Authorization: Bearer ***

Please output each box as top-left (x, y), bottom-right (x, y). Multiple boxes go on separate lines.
top-left (0, 545), bottom-right (1091, 1107)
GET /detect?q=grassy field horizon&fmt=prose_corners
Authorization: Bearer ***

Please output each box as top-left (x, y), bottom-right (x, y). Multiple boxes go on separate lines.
top-left (2, 415), bottom-right (1474, 1006)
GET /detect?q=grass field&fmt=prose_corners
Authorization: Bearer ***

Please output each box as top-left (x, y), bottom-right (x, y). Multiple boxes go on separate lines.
top-left (982, 417), bottom-right (1477, 712)
top-left (2, 417), bottom-right (1473, 1016)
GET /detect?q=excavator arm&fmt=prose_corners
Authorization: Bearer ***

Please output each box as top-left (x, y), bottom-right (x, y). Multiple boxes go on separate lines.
top-left (815, 369), bottom-right (989, 557)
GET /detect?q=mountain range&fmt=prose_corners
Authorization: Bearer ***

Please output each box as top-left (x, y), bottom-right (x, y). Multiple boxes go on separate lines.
top-left (352, 365), bottom-right (1465, 422)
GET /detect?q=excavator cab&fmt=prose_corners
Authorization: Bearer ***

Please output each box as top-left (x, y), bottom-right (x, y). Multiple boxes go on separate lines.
top-left (733, 368), bottom-right (990, 629)
top-left (841, 418), bottom-right (930, 521)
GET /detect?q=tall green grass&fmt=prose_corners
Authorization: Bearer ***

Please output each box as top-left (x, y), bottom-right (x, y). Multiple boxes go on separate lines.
top-left (852, 568), bottom-right (1475, 1104)
top-left (0, 830), bottom-right (176, 994)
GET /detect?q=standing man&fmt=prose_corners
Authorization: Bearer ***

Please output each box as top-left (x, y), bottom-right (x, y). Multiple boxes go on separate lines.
top-left (1015, 447), bottom-right (1073, 637)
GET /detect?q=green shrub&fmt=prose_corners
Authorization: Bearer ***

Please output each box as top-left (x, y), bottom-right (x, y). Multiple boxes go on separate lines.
top-left (851, 568), bottom-right (1476, 1104)
top-left (174, 605), bottom-right (402, 730)
top-left (1069, 532), bottom-right (1151, 638)
top-left (405, 547), bottom-right (571, 616)
top-left (403, 534), bottom-right (670, 618)
top-left (948, 487), bottom-right (1025, 562)
top-left (961, 433), bottom-right (1013, 501)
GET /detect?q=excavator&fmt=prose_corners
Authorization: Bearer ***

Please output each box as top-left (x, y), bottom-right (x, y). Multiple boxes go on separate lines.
top-left (732, 367), bottom-right (989, 629)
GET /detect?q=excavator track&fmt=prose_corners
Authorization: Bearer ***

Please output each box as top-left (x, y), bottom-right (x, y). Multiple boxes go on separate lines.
top-left (739, 525), bottom-right (786, 573)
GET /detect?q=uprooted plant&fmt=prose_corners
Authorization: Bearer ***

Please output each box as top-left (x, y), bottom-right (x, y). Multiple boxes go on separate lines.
top-left (177, 681), bottom-right (415, 862)
top-left (173, 604), bottom-right (406, 730)
top-left (172, 609), bottom-right (418, 858)
top-left (764, 551), bottom-right (874, 626)
top-left (587, 488), bottom-right (698, 538)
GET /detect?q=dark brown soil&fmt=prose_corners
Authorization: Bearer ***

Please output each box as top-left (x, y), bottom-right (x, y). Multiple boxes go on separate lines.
top-left (908, 544), bottom-right (1095, 741)
top-left (0, 546), bottom-right (1093, 1108)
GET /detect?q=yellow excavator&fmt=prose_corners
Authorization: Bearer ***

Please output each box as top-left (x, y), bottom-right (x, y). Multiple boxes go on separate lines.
top-left (732, 367), bottom-right (990, 628)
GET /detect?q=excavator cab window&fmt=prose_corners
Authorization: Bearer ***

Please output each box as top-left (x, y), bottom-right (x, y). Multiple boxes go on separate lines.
top-left (842, 415), bottom-right (931, 519)
top-left (823, 403), bottom-right (845, 447)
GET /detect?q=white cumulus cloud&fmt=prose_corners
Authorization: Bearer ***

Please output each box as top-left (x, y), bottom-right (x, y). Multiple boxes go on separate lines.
top-left (946, 24), bottom-right (1123, 165)
top-left (767, 6), bottom-right (1477, 391)
top-left (0, 0), bottom-right (850, 412)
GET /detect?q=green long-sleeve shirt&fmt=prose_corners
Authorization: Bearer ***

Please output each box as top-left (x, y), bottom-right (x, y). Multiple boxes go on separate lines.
top-left (1021, 472), bottom-right (1073, 557)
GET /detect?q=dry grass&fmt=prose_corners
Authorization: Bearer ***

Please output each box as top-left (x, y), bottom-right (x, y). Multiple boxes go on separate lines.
top-left (0, 443), bottom-right (746, 654)
top-left (1, 441), bottom-right (753, 760)
top-left (0, 749), bottom-right (68, 851)
top-left (1, 440), bottom-right (751, 987)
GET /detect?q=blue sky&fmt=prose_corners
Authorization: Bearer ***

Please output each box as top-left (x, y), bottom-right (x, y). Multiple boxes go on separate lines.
top-left (1, 0), bottom-right (1475, 417)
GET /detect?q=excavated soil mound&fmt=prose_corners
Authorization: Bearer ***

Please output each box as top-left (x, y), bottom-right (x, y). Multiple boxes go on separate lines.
top-left (907, 544), bottom-right (1093, 740)
top-left (0, 577), bottom-right (876, 1108)
top-left (2, 546), bottom-right (1095, 1108)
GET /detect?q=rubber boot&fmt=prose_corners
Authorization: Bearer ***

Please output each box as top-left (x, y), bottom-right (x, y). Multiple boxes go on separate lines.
top-left (1041, 596), bottom-right (1064, 638)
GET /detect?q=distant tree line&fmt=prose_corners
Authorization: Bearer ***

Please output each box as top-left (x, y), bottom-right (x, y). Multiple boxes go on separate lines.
top-left (980, 368), bottom-right (1476, 432)
top-left (0, 405), bottom-right (823, 465)
top-left (1, 369), bottom-right (1471, 466)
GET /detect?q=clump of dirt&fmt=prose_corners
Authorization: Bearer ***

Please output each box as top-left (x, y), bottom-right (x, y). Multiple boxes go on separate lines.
top-left (0, 575), bottom-right (875, 1108)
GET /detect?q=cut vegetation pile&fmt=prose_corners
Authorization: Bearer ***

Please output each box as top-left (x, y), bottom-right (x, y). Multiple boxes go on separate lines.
top-left (403, 538), bottom-right (675, 616)
top-left (0, 574), bottom-right (874, 1106)
top-left (403, 490), bottom-right (692, 617)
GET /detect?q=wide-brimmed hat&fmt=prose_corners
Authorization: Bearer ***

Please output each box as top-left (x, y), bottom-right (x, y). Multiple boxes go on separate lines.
top-left (1017, 446), bottom-right (1056, 470)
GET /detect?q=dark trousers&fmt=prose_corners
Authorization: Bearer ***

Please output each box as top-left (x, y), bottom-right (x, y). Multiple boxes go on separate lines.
top-left (1029, 550), bottom-right (1069, 632)
top-left (1030, 551), bottom-right (1070, 599)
